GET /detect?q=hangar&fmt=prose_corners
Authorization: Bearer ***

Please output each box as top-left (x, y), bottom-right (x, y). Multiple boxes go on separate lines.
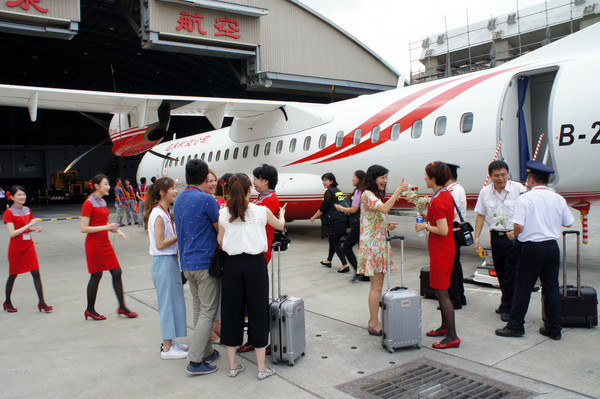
top-left (0, 0), bottom-right (399, 196)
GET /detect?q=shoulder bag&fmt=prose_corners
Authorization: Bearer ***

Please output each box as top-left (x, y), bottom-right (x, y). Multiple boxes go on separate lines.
top-left (452, 199), bottom-right (474, 247)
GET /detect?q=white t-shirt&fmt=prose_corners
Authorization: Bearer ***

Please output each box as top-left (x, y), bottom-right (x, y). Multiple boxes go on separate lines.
top-left (513, 186), bottom-right (574, 242)
top-left (474, 180), bottom-right (526, 231)
top-left (148, 207), bottom-right (178, 256)
top-left (448, 182), bottom-right (466, 224)
top-left (219, 203), bottom-right (268, 255)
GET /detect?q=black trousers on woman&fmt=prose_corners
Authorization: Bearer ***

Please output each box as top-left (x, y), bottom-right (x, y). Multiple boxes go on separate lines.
top-left (342, 224), bottom-right (359, 270)
top-left (220, 253), bottom-right (269, 348)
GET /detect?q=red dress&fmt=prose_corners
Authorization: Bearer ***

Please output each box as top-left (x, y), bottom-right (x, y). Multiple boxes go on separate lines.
top-left (256, 190), bottom-right (279, 263)
top-left (3, 206), bottom-right (39, 275)
top-left (82, 195), bottom-right (120, 273)
top-left (427, 189), bottom-right (456, 289)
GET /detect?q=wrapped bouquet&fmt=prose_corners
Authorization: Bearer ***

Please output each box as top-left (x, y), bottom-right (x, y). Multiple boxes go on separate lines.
top-left (402, 184), bottom-right (431, 214)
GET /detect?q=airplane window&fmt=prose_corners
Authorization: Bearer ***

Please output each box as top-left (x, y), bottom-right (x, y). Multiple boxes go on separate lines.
top-left (233, 147), bottom-right (239, 159)
top-left (216, 150), bottom-right (221, 162)
top-left (390, 123), bottom-right (401, 141)
top-left (460, 112), bottom-right (474, 133)
top-left (243, 146), bottom-right (249, 158)
top-left (434, 116), bottom-right (447, 136)
top-left (174, 157), bottom-right (179, 167)
top-left (276, 140), bottom-right (283, 154)
top-left (289, 138), bottom-right (297, 152)
top-left (224, 149), bottom-right (229, 161)
top-left (303, 136), bottom-right (311, 151)
top-left (253, 144), bottom-right (260, 157)
top-left (411, 120), bottom-right (422, 139)
top-left (371, 126), bottom-right (381, 143)
top-left (264, 142), bottom-right (271, 156)
top-left (335, 131), bottom-right (344, 147)
top-left (187, 155), bottom-right (191, 164)
top-left (201, 153), bottom-right (205, 160)
top-left (352, 129), bottom-right (362, 145)
top-left (208, 152), bottom-right (213, 162)
top-left (194, 154), bottom-right (198, 159)
top-left (318, 134), bottom-right (327, 149)
top-left (168, 159), bottom-right (172, 168)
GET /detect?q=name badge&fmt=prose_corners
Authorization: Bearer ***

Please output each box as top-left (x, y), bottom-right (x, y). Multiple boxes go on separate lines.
top-left (23, 233), bottom-right (31, 240)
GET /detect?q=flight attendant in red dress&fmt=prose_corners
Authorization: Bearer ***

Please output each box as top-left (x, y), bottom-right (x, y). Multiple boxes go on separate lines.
top-left (415, 162), bottom-right (459, 349)
top-left (3, 185), bottom-right (51, 313)
top-left (81, 174), bottom-right (137, 321)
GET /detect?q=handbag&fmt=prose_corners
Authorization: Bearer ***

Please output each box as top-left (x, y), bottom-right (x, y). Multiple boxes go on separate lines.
top-left (273, 228), bottom-right (291, 251)
top-left (452, 199), bottom-right (474, 247)
top-left (209, 247), bottom-right (226, 277)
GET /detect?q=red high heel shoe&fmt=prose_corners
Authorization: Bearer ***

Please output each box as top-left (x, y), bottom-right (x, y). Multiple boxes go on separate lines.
top-left (3, 302), bottom-right (17, 313)
top-left (117, 308), bottom-right (138, 318)
top-left (84, 310), bottom-right (106, 320)
top-left (432, 337), bottom-right (460, 349)
top-left (426, 328), bottom-right (448, 337)
top-left (38, 304), bottom-right (53, 312)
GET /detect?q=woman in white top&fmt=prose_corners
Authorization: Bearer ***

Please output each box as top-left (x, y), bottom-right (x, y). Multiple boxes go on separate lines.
top-left (143, 177), bottom-right (188, 360)
top-left (217, 173), bottom-right (285, 380)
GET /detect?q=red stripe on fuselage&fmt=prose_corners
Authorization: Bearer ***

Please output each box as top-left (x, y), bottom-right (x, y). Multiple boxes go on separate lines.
top-left (284, 80), bottom-right (454, 167)
top-left (313, 67), bottom-right (518, 164)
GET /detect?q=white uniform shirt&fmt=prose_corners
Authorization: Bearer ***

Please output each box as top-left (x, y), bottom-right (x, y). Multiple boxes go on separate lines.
top-left (148, 207), bottom-right (178, 256)
top-left (448, 182), bottom-right (466, 224)
top-left (513, 186), bottom-right (574, 242)
top-left (219, 203), bottom-right (268, 255)
top-left (474, 181), bottom-right (526, 231)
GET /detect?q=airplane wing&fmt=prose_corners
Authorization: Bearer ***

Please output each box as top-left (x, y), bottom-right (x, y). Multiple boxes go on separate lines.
top-left (0, 84), bottom-right (330, 131)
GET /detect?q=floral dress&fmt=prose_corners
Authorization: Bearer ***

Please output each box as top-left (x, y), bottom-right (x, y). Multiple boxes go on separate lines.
top-left (357, 190), bottom-right (394, 276)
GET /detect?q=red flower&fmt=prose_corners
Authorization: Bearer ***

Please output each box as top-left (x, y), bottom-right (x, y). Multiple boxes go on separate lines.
top-left (219, 180), bottom-right (226, 185)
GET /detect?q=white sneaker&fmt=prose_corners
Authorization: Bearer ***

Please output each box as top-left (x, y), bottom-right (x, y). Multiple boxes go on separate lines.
top-left (173, 340), bottom-right (189, 351)
top-left (161, 346), bottom-right (188, 360)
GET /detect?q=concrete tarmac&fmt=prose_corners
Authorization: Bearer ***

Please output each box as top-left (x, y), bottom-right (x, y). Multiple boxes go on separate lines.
top-left (1, 204), bottom-right (599, 398)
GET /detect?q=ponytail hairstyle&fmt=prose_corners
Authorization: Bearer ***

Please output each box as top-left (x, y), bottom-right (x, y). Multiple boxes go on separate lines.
top-left (143, 177), bottom-right (175, 231)
top-left (9, 185), bottom-right (26, 197)
top-left (227, 173), bottom-right (252, 222)
top-left (90, 174), bottom-right (109, 193)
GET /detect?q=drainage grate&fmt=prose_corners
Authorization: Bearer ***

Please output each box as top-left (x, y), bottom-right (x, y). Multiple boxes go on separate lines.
top-left (338, 359), bottom-right (534, 399)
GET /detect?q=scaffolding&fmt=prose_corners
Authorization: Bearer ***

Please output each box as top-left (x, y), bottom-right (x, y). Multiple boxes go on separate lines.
top-left (409, 0), bottom-right (600, 84)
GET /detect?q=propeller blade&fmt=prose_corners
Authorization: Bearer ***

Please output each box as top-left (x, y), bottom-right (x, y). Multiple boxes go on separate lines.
top-left (64, 136), bottom-right (111, 173)
top-left (147, 149), bottom-right (177, 161)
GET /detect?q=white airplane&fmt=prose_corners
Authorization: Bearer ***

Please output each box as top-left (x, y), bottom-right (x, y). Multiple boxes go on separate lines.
top-left (0, 22), bottom-right (598, 223)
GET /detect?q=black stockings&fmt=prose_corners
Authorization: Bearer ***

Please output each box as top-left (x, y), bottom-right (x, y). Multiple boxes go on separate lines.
top-left (435, 288), bottom-right (458, 343)
top-left (5, 270), bottom-right (47, 307)
top-left (86, 267), bottom-right (128, 315)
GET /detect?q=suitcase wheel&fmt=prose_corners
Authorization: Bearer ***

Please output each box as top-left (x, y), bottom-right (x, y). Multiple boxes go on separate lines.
top-left (416, 343), bottom-right (421, 349)
top-left (289, 362), bottom-right (294, 367)
top-left (301, 352), bottom-right (305, 356)
top-left (272, 359), bottom-right (278, 364)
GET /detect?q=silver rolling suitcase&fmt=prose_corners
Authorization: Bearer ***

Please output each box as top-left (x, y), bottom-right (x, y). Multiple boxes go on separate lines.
top-left (380, 234), bottom-right (422, 352)
top-left (270, 242), bottom-right (306, 366)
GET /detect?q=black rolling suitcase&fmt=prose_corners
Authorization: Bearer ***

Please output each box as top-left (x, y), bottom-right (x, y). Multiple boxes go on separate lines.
top-left (419, 267), bottom-right (436, 299)
top-left (544, 230), bottom-right (598, 328)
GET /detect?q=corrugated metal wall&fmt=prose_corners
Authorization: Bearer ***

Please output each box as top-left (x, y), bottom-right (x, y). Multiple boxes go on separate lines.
top-left (254, 0), bottom-right (397, 86)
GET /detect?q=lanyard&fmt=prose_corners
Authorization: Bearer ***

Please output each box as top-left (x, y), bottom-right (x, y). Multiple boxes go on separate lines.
top-left (90, 193), bottom-right (106, 207)
top-left (10, 205), bottom-right (28, 218)
top-left (492, 182), bottom-right (510, 203)
top-left (186, 186), bottom-right (202, 193)
top-left (257, 189), bottom-right (275, 204)
top-left (432, 187), bottom-right (447, 200)
top-left (158, 204), bottom-right (175, 232)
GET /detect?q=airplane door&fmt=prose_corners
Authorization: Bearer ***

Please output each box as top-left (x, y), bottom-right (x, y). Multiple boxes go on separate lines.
top-left (498, 69), bottom-right (558, 183)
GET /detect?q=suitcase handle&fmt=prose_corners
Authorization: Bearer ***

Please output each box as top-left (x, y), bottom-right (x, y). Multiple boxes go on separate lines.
top-left (271, 242), bottom-right (283, 300)
top-left (562, 230), bottom-right (581, 297)
top-left (386, 234), bottom-right (405, 291)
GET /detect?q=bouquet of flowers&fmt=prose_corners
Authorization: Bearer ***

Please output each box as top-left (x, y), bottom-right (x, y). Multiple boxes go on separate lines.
top-left (401, 184), bottom-right (431, 214)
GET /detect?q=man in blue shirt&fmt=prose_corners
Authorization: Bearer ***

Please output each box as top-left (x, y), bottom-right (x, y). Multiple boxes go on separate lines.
top-left (174, 159), bottom-right (220, 375)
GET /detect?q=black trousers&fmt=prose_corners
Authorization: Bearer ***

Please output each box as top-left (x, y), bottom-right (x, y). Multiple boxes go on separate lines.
top-left (507, 241), bottom-right (561, 335)
top-left (342, 224), bottom-right (360, 270)
top-left (448, 246), bottom-right (466, 307)
top-left (327, 234), bottom-right (347, 265)
top-left (220, 253), bottom-right (269, 348)
top-left (490, 231), bottom-right (519, 314)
